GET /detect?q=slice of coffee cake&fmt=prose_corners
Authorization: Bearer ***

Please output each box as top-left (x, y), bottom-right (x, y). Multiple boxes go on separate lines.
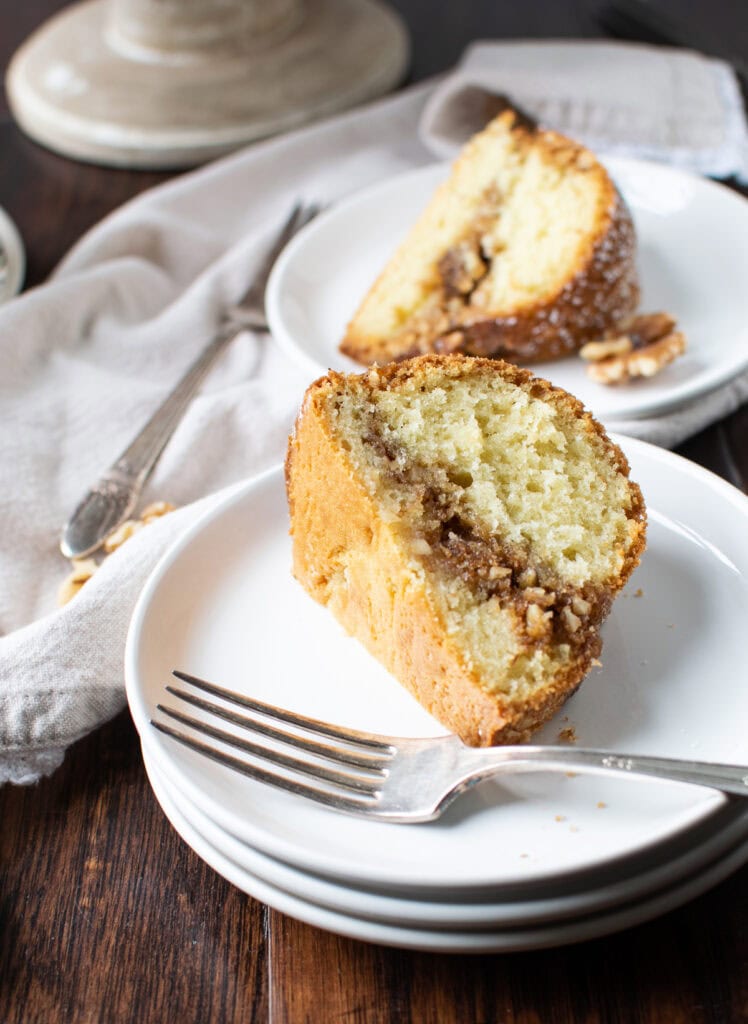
top-left (341, 111), bottom-right (639, 366)
top-left (286, 354), bottom-right (646, 745)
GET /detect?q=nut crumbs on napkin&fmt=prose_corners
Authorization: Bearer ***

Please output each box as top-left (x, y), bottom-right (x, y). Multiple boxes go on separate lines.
top-left (57, 502), bottom-right (176, 606)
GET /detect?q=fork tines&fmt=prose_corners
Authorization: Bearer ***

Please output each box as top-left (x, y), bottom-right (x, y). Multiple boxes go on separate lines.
top-left (151, 670), bottom-right (394, 813)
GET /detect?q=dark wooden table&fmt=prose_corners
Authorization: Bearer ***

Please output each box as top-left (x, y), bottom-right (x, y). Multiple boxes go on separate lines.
top-left (1, 3), bottom-right (747, 1021)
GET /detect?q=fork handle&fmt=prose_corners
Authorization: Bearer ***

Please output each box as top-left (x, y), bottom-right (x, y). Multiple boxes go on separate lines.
top-left (114, 324), bottom-right (242, 480)
top-left (60, 323), bottom-right (243, 560)
top-left (459, 745), bottom-right (748, 798)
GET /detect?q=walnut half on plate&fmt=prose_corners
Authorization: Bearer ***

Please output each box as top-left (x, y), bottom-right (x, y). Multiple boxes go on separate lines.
top-left (580, 313), bottom-right (686, 385)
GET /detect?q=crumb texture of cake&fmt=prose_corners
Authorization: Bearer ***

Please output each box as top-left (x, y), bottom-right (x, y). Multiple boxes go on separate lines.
top-left (340, 110), bottom-right (639, 367)
top-left (286, 355), bottom-right (646, 746)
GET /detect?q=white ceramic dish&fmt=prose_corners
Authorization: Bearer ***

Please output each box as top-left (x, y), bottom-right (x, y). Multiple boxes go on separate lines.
top-left (144, 750), bottom-right (748, 954)
top-left (265, 157), bottom-right (748, 421)
top-left (125, 436), bottom-right (748, 893)
top-left (146, 747), bottom-right (748, 930)
top-left (0, 205), bottom-right (25, 303)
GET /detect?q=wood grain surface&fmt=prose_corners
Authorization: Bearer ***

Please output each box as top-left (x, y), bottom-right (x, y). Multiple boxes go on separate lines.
top-left (1, 3), bottom-right (746, 1022)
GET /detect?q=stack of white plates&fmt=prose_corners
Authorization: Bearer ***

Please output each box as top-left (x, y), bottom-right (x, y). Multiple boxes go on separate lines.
top-left (126, 436), bottom-right (748, 953)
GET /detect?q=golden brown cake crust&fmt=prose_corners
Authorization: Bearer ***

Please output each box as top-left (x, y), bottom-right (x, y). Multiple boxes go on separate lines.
top-left (340, 113), bottom-right (640, 366)
top-left (286, 355), bottom-right (646, 746)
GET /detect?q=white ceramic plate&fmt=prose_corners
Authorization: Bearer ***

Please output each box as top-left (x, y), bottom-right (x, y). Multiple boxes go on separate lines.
top-left (144, 749), bottom-right (748, 953)
top-left (125, 437), bottom-right (748, 893)
top-left (145, 747), bottom-right (748, 930)
top-left (0, 205), bottom-right (25, 303)
top-left (265, 157), bottom-right (748, 421)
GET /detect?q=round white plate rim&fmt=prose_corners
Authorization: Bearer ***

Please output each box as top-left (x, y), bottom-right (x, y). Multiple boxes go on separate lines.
top-left (145, 745), bottom-right (748, 930)
top-left (144, 749), bottom-right (748, 954)
top-left (0, 204), bottom-right (25, 303)
top-left (125, 437), bottom-right (748, 892)
top-left (265, 155), bottom-right (748, 421)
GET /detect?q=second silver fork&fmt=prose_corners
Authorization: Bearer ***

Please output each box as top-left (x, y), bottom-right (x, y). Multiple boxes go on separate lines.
top-left (60, 200), bottom-right (320, 560)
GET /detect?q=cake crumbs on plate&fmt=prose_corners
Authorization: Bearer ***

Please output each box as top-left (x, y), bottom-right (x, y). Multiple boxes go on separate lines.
top-left (597, 801), bottom-right (608, 809)
top-left (557, 726), bottom-right (577, 744)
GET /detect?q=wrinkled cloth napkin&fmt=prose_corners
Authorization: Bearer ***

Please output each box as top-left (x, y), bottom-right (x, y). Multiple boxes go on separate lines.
top-left (3, 42), bottom-right (748, 786)
top-left (420, 39), bottom-right (748, 181)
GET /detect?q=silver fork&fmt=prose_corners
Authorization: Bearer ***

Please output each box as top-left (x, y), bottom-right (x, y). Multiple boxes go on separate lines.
top-left (151, 671), bottom-right (748, 823)
top-left (60, 201), bottom-right (320, 560)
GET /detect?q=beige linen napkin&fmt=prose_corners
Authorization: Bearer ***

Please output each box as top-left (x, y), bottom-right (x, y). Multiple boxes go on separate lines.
top-left (2, 47), bottom-right (747, 785)
top-left (418, 39), bottom-right (748, 181)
